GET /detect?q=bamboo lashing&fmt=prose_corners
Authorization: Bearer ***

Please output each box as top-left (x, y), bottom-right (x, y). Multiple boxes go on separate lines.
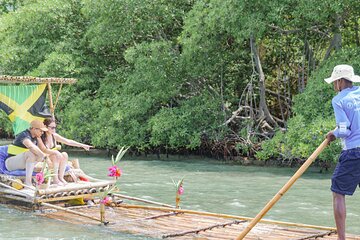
top-left (0, 75), bottom-right (76, 84)
top-left (41, 202), bottom-right (108, 224)
top-left (119, 203), bottom-right (336, 231)
top-left (117, 212), bottom-right (183, 224)
top-left (112, 193), bottom-right (175, 208)
top-left (142, 212), bottom-right (181, 220)
top-left (162, 220), bottom-right (246, 238)
top-left (236, 138), bottom-right (329, 239)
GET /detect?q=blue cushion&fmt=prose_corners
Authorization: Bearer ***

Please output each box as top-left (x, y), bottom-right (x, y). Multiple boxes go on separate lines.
top-left (0, 145), bottom-right (71, 176)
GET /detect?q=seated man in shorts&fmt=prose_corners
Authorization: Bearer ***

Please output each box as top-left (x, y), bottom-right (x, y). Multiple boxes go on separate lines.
top-left (5, 119), bottom-right (48, 187)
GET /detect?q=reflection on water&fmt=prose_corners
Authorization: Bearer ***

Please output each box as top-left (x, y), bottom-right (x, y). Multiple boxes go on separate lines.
top-left (1, 152), bottom-right (360, 239)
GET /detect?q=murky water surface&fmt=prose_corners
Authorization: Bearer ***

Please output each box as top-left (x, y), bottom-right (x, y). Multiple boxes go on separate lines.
top-left (1, 152), bottom-right (359, 239)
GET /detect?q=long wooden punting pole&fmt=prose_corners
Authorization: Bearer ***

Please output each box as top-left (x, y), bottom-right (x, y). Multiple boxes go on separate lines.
top-left (236, 138), bottom-right (329, 239)
top-left (120, 203), bottom-right (336, 231)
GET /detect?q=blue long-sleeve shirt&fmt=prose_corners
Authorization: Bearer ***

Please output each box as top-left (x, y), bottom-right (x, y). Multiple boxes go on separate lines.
top-left (332, 86), bottom-right (360, 150)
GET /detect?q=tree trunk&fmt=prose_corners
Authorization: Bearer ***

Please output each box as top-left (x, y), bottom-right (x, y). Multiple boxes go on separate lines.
top-left (354, 17), bottom-right (360, 47)
top-left (324, 14), bottom-right (343, 61)
top-left (250, 34), bottom-right (277, 128)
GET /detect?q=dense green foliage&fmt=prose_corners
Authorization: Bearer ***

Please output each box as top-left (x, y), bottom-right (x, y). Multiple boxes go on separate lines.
top-left (257, 48), bottom-right (360, 163)
top-left (0, 0), bottom-right (359, 163)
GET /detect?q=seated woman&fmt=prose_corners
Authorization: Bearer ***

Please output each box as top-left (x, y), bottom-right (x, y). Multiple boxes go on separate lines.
top-left (37, 118), bottom-right (93, 185)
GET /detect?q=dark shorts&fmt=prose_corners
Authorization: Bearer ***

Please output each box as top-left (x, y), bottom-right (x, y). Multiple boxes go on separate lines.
top-left (331, 148), bottom-right (360, 195)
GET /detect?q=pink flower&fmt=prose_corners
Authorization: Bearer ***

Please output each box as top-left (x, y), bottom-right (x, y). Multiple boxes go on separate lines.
top-left (108, 165), bottom-right (122, 177)
top-left (100, 196), bottom-right (111, 205)
top-left (177, 185), bottom-right (184, 195)
top-left (36, 172), bottom-right (44, 185)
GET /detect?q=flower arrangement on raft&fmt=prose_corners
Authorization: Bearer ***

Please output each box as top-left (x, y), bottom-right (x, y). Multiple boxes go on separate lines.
top-left (35, 157), bottom-right (54, 188)
top-left (172, 177), bottom-right (184, 208)
top-left (100, 146), bottom-right (129, 206)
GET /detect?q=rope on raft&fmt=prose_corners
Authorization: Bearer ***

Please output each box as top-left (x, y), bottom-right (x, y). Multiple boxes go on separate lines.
top-left (293, 230), bottom-right (337, 240)
top-left (142, 212), bottom-right (182, 220)
top-left (162, 220), bottom-right (247, 238)
top-left (121, 212), bottom-right (183, 224)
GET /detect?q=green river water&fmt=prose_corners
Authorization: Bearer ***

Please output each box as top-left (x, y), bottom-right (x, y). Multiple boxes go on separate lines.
top-left (1, 152), bottom-right (359, 239)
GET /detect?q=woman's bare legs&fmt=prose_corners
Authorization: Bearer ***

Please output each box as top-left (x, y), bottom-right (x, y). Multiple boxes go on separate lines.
top-left (49, 151), bottom-right (65, 185)
top-left (58, 152), bottom-right (69, 184)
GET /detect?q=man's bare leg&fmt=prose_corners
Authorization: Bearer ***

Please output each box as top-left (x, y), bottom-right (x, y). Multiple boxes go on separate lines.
top-left (25, 161), bottom-right (36, 186)
top-left (24, 151), bottom-right (38, 187)
top-left (333, 192), bottom-right (346, 240)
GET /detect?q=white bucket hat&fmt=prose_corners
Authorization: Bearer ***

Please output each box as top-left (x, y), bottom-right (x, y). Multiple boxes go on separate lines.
top-left (324, 64), bottom-right (360, 84)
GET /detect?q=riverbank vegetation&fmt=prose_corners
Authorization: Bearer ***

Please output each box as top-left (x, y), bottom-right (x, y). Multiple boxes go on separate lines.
top-left (0, 0), bottom-right (359, 164)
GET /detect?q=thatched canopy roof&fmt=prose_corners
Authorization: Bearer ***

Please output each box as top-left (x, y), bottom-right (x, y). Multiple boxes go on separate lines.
top-left (0, 75), bottom-right (77, 84)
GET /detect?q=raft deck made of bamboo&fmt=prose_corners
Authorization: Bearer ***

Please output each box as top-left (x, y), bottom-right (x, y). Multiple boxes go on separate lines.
top-left (1, 172), bottom-right (359, 239)
top-left (9, 194), bottom-right (359, 240)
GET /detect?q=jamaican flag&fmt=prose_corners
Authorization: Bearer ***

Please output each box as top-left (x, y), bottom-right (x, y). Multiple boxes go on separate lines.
top-left (0, 84), bottom-right (51, 135)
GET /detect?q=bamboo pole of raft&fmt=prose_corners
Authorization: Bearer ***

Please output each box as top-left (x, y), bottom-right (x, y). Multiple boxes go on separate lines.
top-left (119, 203), bottom-right (336, 231)
top-left (47, 83), bottom-right (54, 116)
top-left (36, 193), bottom-right (98, 203)
top-left (36, 180), bottom-right (115, 195)
top-left (0, 75), bottom-right (77, 84)
top-left (53, 83), bottom-right (63, 111)
top-left (0, 182), bottom-right (34, 199)
top-left (1, 194), bottom-right (35, 203)
top-left (7, 178), bottom-right (36, 191)
top-left (236, 138), bottom-right (329, 240)
top-left (41, 202), bottom-right (108, 224)
top-left (112, 193), bottom-right (175, 208)
top-left (0, 188), bottom-right (32, 198)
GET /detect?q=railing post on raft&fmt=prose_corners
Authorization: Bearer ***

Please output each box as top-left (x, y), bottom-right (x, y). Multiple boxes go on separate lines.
top-left (47, 83), bottom-right (54, 117)
top-left (236, 138), bottom-right (329, 240)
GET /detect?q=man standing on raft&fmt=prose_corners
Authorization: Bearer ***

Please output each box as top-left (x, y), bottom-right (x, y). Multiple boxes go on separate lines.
top-left (325, 64), bottom-right (360, 240)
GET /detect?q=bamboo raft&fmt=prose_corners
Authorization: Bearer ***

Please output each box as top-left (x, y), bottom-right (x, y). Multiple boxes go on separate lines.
top-left (1, 179), bottom-right (360, 240)
top-left (24, 200), bottom-right (360, 240)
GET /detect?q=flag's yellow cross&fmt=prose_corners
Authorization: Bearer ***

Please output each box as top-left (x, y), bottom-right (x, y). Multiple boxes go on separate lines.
top-left (0, 84), bottom-right (46, 123)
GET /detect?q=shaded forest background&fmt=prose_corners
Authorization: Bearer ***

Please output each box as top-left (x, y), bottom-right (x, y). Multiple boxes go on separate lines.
top-left (0, 0), bottom-right (359, 164)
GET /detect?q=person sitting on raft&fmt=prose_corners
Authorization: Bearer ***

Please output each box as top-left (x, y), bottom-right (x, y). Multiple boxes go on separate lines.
top-left (36, 118), bottom-right (93, 185)
top-left (5, 119), bottom-right (49, 187)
